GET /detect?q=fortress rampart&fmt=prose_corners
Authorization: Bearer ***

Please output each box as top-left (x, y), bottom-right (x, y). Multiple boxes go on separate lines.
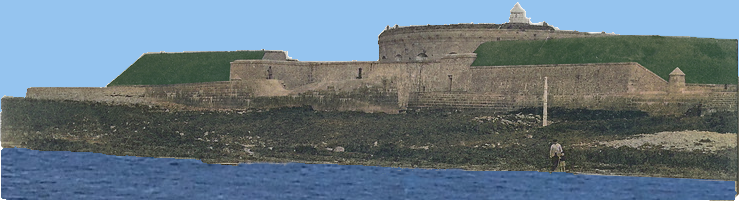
top-left (25, 79), bottom-right (399, 113)
top-left (466, 62), bottom-right (667, 95)
top-left (26, 87), bottom-right (150, 104)
top-left (229, 53), bottom-right (736, 115)
top-left (378, 23), bottom-right (615, 62)
top-left (12, 3), bottom-right (737, 116)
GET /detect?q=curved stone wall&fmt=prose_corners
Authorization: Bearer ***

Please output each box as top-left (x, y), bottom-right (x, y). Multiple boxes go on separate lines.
top-left (378, 23), bottom-right (614, 62)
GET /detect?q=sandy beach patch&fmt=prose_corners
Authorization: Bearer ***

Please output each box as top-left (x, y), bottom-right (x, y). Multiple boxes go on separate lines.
top-left (594, 131), bottom-right (735, 152)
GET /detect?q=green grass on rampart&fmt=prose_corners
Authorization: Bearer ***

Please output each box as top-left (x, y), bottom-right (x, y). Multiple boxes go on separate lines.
top-left (108, 51), bottom-right (264, 86)
top-left (472, 36), bottom-right (738, 84)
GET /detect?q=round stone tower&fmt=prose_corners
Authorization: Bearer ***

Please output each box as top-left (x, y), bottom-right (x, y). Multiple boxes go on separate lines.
top-left (376, 2), bottom-right (616, 62)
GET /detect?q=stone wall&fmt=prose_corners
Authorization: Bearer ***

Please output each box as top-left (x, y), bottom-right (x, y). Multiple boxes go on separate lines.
top-left (250, 83), bottom-right (400, 114)
top-left (685, 83), bottom-right (738, 93)
top-left (26, 86), bottom-right (150, 104)
top-left (399, 58), bottom-right (735, 114)
top-left (378, 23), bottom-right (616, 62)
top-left (230, 60), bottom-right (379, 90)
top-left (408, 92), bottom-right (513, 111)
top-left (408, 93), bottom-right (638, 112)
top-left (25, 78), bottom-right (400, 113)
top-left (231, 54), bottom-right (738, 114)
top-left (144, 79), bottom-right (399, 113)
top-left (144, 81), bottom-right (259, 108)
top-left (262, 51), bottom-right (289, 61)
top-left (408, 92), bottom-right (737, 115)
top-left (467, 62), bottom-right (667, 96)
top-left (24, 52), bottom-right (736, 116)
top-left (230, 55), bottom-right (474, 109)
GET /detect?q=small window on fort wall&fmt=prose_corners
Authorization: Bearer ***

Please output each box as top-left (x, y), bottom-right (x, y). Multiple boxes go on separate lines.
top-left (267, 66), bottom-right (273, 79)
top-left (382, 56), bottom-right (387, 60)
top-left (497, 37), bottom-right (500, 41)
top-left (357, 68), bottom-right (363, 79)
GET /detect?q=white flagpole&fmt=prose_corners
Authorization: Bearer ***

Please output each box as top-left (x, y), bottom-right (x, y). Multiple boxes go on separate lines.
top-left (543, 76), bottom-right (548, 127)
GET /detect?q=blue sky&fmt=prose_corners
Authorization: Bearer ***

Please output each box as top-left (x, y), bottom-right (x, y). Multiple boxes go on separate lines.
top-left (1, 0), bottom-right (737, 112)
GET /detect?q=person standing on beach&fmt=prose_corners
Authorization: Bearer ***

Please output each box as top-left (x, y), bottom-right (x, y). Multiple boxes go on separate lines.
top-left (550, 139), bottom-right (563, 172)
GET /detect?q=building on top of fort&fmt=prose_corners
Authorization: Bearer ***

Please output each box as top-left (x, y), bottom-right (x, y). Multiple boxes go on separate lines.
top-left (507, 2), bottom-right (558, 29)
top-left (509, 2), bottom-right (531, 24)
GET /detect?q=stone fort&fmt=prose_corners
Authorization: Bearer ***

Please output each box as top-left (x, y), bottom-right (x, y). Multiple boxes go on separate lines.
top-left (23, 3), bottom-right (739, 115)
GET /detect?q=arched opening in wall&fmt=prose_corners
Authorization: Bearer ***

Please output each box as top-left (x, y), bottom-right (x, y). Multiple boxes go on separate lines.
top-left (382, 56), bottom-right (387, 60)
top-left (395, 54), bottom-right (402, 62)
top-left (497, 37), bottom-right (500, 41)
top-left (357, 68), bottom-right (363, 79)
top-left (267, 66), bottom-right (273, 79)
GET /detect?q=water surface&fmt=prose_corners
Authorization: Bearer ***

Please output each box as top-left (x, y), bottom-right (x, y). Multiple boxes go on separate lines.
top-left (1, 148), bottom-right (734, 199)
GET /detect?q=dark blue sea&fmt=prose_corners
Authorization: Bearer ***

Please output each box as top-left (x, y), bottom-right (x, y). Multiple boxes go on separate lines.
top-left (0, 148), bottom-right (735, 200)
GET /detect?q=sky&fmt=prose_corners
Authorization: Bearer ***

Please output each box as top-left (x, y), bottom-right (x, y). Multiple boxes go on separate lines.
top-left (0, 0), bottom-right (738, 112)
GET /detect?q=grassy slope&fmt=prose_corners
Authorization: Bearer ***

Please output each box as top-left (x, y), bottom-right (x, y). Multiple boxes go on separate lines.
top-left (107, 51), bottom-right (264, 86)
top-left (472, 36), bottom-right (738, 84)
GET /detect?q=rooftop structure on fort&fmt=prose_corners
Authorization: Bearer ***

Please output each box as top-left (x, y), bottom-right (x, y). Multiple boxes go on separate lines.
top-left (509, 2), bottom-right (531, 24)
top-left (505, 2), bottom-right (559, 28)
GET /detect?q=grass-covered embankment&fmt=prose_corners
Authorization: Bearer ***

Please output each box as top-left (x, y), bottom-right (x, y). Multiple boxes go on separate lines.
top-left (1, 97), bottom-right (736, 180)
top-left (107, 51), bottom-right (264, 86)
top-left (472, 36), bottom-right (738, 84)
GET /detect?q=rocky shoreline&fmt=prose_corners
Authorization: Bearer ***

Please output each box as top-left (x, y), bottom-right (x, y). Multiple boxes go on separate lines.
top-left (3, 133), bottom-right (735, 181)
top-left (1, 98), bottom-right (736, 181)
top-left (202, 153), bottom-right (733, 181)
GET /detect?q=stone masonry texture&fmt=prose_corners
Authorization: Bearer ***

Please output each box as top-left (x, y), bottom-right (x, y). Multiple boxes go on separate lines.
top-left (17, 20), bottom-right (738, 115)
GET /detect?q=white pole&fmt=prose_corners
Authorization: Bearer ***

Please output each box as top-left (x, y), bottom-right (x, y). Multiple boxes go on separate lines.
top-left (543, 76), bottom-right (548, 127)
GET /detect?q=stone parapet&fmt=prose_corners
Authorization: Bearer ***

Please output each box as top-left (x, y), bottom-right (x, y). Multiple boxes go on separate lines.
top-left (467, 62), bottom-right (667, 96)
top-left (26, 87), bottom-right (149, 104)
top-left (407, 91), bottom-right (736, 115)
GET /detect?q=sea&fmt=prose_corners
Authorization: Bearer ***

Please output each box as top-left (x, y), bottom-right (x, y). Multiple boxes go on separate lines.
top-left (0, 148), bottom-right (736, 200)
